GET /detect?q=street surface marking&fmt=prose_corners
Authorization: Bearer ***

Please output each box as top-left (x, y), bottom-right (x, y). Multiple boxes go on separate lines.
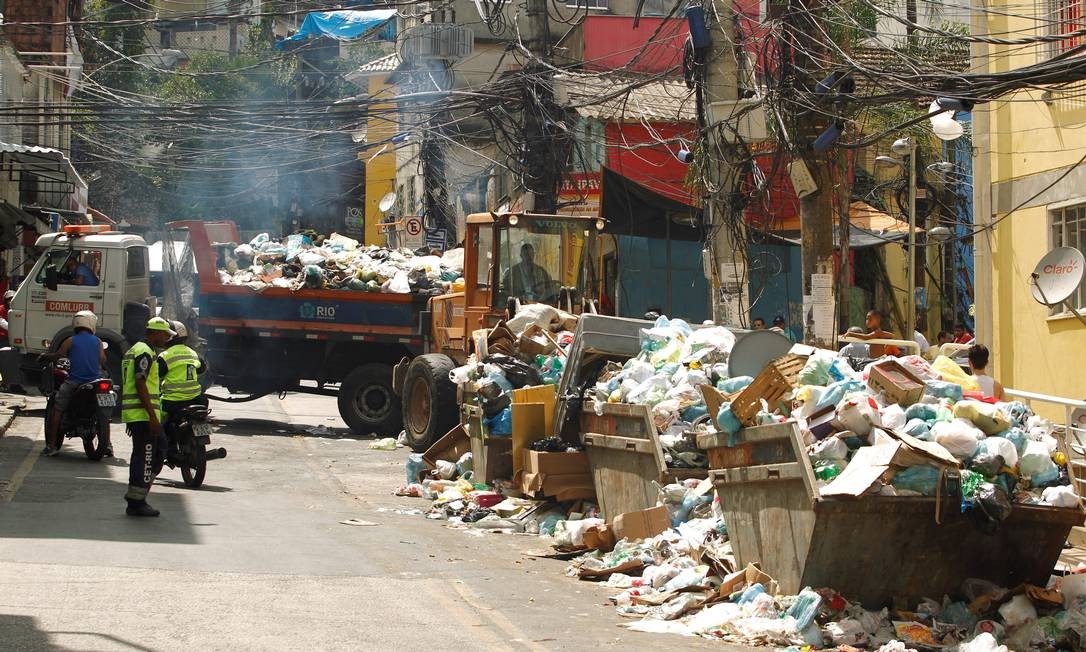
top-left (0, 421), bottom-right (44, 502)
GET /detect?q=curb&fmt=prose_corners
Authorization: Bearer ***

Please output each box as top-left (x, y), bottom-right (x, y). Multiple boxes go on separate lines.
top-left (0, 408), bottom-right (18, 440)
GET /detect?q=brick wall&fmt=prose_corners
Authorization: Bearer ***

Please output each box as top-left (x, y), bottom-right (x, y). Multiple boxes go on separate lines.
top-left (3, 0), bottom-right (79, 55)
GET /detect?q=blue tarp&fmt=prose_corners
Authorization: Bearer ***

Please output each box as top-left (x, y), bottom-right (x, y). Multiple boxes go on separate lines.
top-left (274, 10), bottom-right (397, 50)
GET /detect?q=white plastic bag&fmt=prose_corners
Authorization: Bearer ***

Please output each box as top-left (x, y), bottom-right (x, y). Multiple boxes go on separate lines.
top-left (959, 633), bottom-right (1008, 652)
top-left (880, 404), bottom-right (907, 430)
top-left (1019, 439), bottom-right (1058, 480)
top-left (387, 269), bottom-right (411, 294)
top-left (837, 396), bottom-right (881, 436)
top-left (997, 594), bottom-right (1037, 628)
top-left (825, 618), bottom-right (868, 647)
top-left (931, 419), bottom-right (983, 459)
top-left (1042, 485), bottom-right (1078, 508)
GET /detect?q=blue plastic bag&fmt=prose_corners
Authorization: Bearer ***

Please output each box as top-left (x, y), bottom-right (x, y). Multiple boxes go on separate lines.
top-left (715, 403), bottom-right (742, 441)
top-left (925, 379), bottom-right (963, 402)
top-left (285, 233), bottom-right (312, 262)
top-left (484, 407), bottom-right (513, 436)
top-left (905, 403), bottom-right (937, 423)
top-left (681, 404), bottom-right (708, 422)
top-left (816, 379), bottom-right (865, 410)
top-left (405, 453), bottom-right (426, 483)
top-left (892, 465), bottom-right (942, 496)
top-left (718, 376), bottom-right (754, 393)
top-left (786, 588), bottom-right (822, 630)
top-left (903, 418), bottom-right (932, 441)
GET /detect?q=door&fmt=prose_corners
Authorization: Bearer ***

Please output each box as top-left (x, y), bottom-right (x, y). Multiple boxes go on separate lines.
top-left (24, 247), bottom-right (106, 352)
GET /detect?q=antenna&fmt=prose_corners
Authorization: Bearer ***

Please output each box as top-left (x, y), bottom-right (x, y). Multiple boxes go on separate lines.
top-left (378, 192), bottom-right (398, 213)
top-left (1030, 246), bottom-right (1086, 327)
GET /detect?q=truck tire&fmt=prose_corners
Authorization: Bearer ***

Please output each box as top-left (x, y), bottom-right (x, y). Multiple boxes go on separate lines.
top-left (401, 354), bottom-right (458, 453)
top-left (338, 363), bottom-right (401, 437)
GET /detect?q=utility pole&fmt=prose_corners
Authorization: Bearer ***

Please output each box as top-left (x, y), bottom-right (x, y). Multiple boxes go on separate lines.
top-left (699, 1), bottom-right (748, 327)
top-left (787, 1), bottom-right (837, 347)
top-left (521, 0), bottom-right (558, 213)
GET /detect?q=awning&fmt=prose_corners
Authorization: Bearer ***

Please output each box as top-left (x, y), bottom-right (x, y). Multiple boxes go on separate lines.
top-left (0, 142), bottom-right (86, 191)
top-left (599, 166), bottom-right (701, 241)
top-left (750, 201), bottom-right (924, 249)
top-left (275, 10), bottom-right (397, 49)
top-left (0, 200), bottom-right (39, 249)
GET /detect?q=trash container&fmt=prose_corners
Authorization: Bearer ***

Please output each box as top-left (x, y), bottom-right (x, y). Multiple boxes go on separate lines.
top-left (709, 420), bottom-right (1085, 607)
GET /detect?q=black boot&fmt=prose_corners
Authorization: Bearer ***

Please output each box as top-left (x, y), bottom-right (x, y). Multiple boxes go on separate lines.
top-left (125, 500), bottom-right (160, 517)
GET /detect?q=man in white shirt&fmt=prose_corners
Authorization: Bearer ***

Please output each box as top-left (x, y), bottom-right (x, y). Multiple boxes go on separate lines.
top-left (913, 330), bottom-right (930, 356)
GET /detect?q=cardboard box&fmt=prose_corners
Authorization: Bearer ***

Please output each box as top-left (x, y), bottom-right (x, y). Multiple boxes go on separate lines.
top-left (612, 505), bottom-right (671, 542)
top-left (523, 450), bottom-right (590, 476)
top-left (422, 425), bottom-right (471, 469)
top-left (868, 360), bottom-right (926, 406)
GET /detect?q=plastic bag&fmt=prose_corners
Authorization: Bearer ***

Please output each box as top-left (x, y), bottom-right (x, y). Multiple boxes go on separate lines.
top-left (405, 453), bottom-right (427, 483)
top-left (880, 404), bottom-right (907, 430)
top-left (1020, 440), bottom-right (1058, 486)
top-left (387, 269), bottom-right (411, 294)
top-left (997, 594), bottom-right (1037, 628)
top-left (715, 403), bottom-right (742, 437)
top-left (718, 375), bottom-right (754, 393)
top-left (285, 233), bottom-right (312, 262)
top-left (798, 349), bottom-right (836, 386)
top-left (484, 407), bottom-right (513, 435)
top-left (825, 618), bottom-right (868, 647)
top-left (968, 483), bottom-right (1013, 534)
top-left (976, 437), bottom-right (1019, 468)
top-left (1042, 485), bottom-right (1078, 507)
top-left (960, 633), bottom-right (1008, 652)
top-left (369, 437), bottom-right (397, 450)
top-left (900, 354), bottom-right (939, 381)
top-left (816, 379), bottom-right (866, 410)
top-left (925, 379), bottom-right (964, 402)
top-left (785, 588), bottom-right (823, 630)
top-left (837, 396), bottom-right (881, 436)
top-left (931, 355), bottom-right (980, 391)
top-left (903, 418), bottom-right (932, 441)
top-left (953, 400), bottom-right (1011, 435)
top-left (892, 465), bottom-right (942, 496)
top-left (553, 518), bottom-right (605, 547)
top-left (931, 420), bottom-right (983, 459)
top-left (905, 403), bottom-right (938, 423)
top-left (812, 435), bottom-right (849, 461)
top-left (969, 453), bottom-right (1004, 477)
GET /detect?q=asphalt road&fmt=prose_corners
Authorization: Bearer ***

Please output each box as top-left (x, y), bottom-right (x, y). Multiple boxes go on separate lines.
top-left (0, 392), bottom-right (745, 652)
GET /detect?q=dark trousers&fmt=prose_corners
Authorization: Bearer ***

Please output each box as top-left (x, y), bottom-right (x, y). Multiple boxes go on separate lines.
top-left (125, 421), bottom-right (166, 503)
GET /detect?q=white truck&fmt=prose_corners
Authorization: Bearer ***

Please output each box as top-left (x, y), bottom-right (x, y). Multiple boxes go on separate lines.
top-left (3, 224), bottom-right (154, 386)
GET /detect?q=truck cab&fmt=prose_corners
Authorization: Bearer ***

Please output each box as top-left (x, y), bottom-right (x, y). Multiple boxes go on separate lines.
top-left (6, 225), bottom-right (152, 383)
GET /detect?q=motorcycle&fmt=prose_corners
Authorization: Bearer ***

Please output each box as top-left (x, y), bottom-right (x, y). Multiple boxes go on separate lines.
top-left (42, 358), bottom-right (116, 460)
top-left (165, 403), bottom-right (226, 488)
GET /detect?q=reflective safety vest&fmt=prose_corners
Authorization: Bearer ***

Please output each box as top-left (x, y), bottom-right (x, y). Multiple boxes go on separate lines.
top-left (160, 344), bottom-right (202, 402)
top-left (121, 341), bottom-right (162, 423)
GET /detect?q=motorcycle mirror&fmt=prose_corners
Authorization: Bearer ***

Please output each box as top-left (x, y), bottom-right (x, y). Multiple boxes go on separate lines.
top-left (44, 264), bottom-right (58, 292)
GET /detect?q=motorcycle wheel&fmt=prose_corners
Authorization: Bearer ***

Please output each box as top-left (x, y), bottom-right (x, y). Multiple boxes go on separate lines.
top-left (180, 444), bottom-right (206, 488)
top-left (83, 413), bottom-right (108, 461)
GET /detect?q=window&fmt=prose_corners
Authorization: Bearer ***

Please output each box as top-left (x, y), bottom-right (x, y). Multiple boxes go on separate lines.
top-left (574, 118), bottom-right (606, 172)
top-left (35, 249), bottom-right (102, 287)
top-left (1050, 203), bottom-right (1086, 312)
top-left (1049, 0), bottom-right (1086, 57)
top-left (127, 246), bottom-right (148, 279)
top-left (565, 0), bottom-right (609, 9)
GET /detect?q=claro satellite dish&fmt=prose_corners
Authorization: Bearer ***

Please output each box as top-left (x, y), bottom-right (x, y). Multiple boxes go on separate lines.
top-left (1030, 247), bottom-right (1085, 306)
top-left (378, 192), bottom-right (397, 213)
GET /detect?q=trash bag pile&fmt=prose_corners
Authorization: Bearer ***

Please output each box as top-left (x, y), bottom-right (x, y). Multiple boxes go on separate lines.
top-left (446, 305), bottom-right (579, 436)
top-left (773, 349), bottom-right (1077, 512)
top-left (216, 231), bottom-right (465, 295)
top-left (589, 316), bottom-right (737, 431)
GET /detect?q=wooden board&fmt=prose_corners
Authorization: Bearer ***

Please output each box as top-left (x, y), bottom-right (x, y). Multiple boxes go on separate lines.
top-left (511, 402), bottom-right (547, 478)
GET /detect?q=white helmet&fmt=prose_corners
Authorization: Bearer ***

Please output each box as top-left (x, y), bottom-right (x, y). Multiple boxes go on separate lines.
top-left (170, 320), bottom-right (188, 339)
top-left (73, 310), bottom-right (97, 334)
top-left (2, 290), bottom-right (13, 302)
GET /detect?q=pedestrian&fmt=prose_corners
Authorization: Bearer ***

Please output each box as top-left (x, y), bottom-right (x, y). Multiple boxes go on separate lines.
top-left (839, 327), bottom-right (870, 358)
top-left (968, 344), bottom-right (1005, 400)
top-left (953, 322), bottom-right (974, 344)
top-left (752, 317), bottom-right (766, 330)
top-left (38, 311), bottom-right (109, 457)
top-left (840, 309), bottom-right (899, 357)
top-left (121, 317), bottom-right (174, 517)
top-left (913, 329), bottom-right (930, 356)
top-left (936, 330), bottom-right (952, 346)
top-left (0, 289), bottom-right (13, 347)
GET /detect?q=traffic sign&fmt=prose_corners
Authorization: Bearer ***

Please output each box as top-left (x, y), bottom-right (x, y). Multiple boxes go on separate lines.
top-left (405, 216), bottom-right (422, 236)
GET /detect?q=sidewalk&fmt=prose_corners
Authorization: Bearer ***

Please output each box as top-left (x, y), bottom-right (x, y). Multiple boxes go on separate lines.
top-left (0, 393), bottom-right (47, 439)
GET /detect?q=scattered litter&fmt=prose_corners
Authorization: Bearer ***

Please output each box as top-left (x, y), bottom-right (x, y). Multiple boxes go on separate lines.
top-left (339, 519), bottom-right (379, 527)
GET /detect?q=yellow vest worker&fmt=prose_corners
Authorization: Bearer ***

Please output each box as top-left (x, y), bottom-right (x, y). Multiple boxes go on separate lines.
top-left (122, 317), bottom-right (175, 517)
top-left (160, 342), bottom-right (203, 402)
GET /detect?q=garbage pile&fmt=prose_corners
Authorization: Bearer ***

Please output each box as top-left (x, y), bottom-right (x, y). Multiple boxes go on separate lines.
top-left (216, 231), bottom-right (464, 294)
top-left (446, 304), bottom-right (578, 436)
top-left (590, 511), bottom-right (1086, 651)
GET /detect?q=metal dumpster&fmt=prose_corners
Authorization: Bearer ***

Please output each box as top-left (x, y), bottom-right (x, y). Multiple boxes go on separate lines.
top-left (709, 420), bottom-right (1085, 607)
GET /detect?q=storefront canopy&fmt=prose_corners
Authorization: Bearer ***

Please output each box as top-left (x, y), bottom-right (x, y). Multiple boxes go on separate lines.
top-left (599, 166), bottom-right (702, 241)
top-left (275, 10), bottom-right (397, 49)
top-left (750, 201), bottom-right (923, 249)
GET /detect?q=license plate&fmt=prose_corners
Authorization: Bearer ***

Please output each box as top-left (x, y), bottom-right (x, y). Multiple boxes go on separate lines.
top-left (96, 393), bottom-right (116, 407)
top-left (193, 423), bottom-right (212, 438)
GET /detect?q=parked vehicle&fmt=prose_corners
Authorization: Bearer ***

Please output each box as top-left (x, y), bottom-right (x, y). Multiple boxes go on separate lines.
top-left (41, 358), bottom-right (115, 460)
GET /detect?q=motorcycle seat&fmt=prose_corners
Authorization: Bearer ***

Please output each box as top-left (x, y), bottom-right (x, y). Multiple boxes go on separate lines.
top-left (177, 405), bottom-right (210, 421)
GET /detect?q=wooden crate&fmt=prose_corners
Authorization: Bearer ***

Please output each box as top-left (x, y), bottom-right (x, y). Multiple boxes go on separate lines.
top-left (731, 354), bottom-right (807, 426)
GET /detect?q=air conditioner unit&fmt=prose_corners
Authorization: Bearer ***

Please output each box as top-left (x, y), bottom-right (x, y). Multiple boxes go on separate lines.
top-left (707, 98), bottom-right (769, 142)
top-left (397, 24), bottom-right (474, 63)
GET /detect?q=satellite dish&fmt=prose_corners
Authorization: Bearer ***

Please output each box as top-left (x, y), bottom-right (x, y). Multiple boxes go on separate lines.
top-left (728, 330), bottom-right (794, 378)
top-left (378, 192), bottom-right (397, 213)
top-left (1030, 246), bottom-right (1085, 306)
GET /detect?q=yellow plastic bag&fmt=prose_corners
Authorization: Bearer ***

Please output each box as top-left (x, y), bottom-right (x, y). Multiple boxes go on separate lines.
top-left (931, 355), bottom-right (980, 392)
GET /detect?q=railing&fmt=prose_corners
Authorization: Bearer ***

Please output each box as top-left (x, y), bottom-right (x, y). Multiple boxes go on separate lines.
top-left (1004, 388), bottom-right (1086, 457)
top-left (838, 336), bottom-right (921, 356)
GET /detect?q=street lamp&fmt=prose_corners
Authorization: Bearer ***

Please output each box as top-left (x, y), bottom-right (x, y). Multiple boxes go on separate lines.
top-left (875, 137), bottom-right (918, 340)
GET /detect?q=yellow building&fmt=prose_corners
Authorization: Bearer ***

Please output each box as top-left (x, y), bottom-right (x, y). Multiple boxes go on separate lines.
top-left (350, 54), bottom-right (402, 246)
top-left (976, 5), bottom-right (1086, 404)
